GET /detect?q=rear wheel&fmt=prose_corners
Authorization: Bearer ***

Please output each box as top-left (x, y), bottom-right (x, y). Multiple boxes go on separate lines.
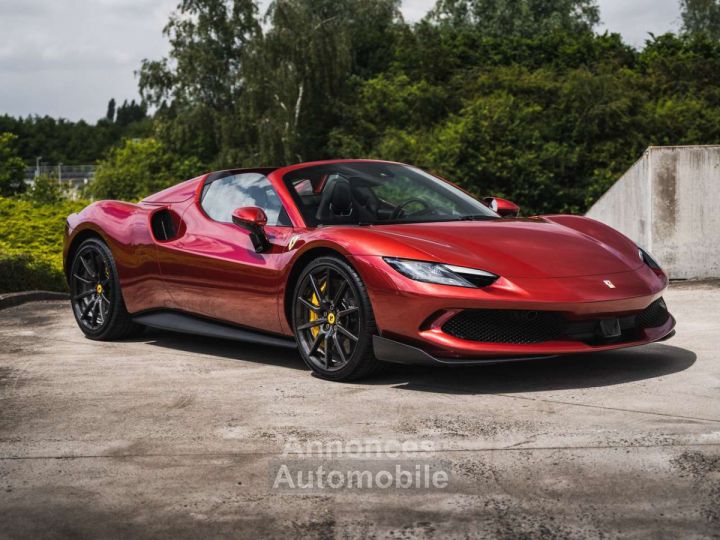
top-left (69, 238), bottom-right (139, 340)
top-left (292, 257), bottom-right (383, 381)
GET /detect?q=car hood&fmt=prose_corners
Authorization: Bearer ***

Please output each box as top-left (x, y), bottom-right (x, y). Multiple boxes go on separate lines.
top-left (350, 218), bottom-right (643, 279)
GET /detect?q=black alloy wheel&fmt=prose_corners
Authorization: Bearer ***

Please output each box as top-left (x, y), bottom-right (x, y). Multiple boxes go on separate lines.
top-left (292, 257), bottom-right (383, 381)
top-left (69, 238), bottom-right (138, 340)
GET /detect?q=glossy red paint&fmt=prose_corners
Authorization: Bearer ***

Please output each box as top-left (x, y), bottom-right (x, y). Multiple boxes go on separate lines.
top-left (232, 206), bottom-right (268, 227)
top-left (484, 196), bottom-right (520, 217)
top-left (64, 159), bottom-right (674, 360)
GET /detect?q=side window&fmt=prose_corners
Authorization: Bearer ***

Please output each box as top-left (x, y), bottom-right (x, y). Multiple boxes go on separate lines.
top-left (201, 173), bottom-right (291, 226)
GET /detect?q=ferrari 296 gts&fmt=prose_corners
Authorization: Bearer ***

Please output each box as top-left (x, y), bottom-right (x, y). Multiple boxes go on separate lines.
top-left (64, 160), bottom-right (675, 380)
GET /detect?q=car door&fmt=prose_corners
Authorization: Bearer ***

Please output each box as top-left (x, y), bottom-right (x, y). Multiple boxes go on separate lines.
top-left (154, 172), bottom-right (296, 334)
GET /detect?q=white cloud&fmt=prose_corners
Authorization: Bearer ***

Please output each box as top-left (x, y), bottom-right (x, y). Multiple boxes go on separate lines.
top-left (0, 0), bottom-right (681, 122)
top-left (0, 0), bottom-right (175, 120)
top-left (597, 0), bottom-right (681, 46)
top-left (401, 0), bottom-right (436, 21)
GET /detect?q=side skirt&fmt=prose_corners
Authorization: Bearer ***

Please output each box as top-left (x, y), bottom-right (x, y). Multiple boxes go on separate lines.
top-left (134, 310), bottom-right (297, 349)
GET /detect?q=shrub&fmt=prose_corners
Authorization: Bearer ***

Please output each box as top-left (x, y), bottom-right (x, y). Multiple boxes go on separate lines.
top-left (0, 197), bottom-right (88, 293)
top-left (22, 174), bottom-right (70, 205)
top-left (0, 251), bottom-right (66, 293)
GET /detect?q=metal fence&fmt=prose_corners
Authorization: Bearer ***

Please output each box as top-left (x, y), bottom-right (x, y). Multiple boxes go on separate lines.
top-left (24, 164), bottom-right (96, 189)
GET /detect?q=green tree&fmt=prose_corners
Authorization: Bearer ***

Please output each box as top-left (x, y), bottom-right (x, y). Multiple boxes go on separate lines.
top-left (138, 0), bottom-right (261, 164)
top-left (115, 100), bottom-right (148, 127)
top-left (139, 0), bottom-right (402, 166)
top-left (140, 0), bottom-right (260, 110)
top-left (0, 111), bottom-right (152, 166)
top-left (680, 0), bottom-right (720, 39)
top-left (237, 0), bottom-right (402, 164)
top-left (0, 132), bottom-right (26, 196)
top-left (7, 0), bottom-right (720, 220)
top-left (243, 0), bottom-right (355, 163)
top-left (106, 98), bottom-right (116, 122)
top-left (332, 30), bottom-right (720, 215)
top-left (88, 138), bottom-right (203, 200)
top-left (427, 0), bottom-right (600, 37)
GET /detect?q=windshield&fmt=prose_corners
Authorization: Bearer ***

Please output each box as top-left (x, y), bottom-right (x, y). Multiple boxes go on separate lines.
top-left (283, 162), bottom-right (497, 226)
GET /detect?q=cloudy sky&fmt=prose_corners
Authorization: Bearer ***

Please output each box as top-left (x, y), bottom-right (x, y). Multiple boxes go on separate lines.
top-left (0, 0), bottom-right (681, 122)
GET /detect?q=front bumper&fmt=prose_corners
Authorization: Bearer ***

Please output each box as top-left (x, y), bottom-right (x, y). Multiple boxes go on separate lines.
top-left (354, 255), bottom-right (675, 361)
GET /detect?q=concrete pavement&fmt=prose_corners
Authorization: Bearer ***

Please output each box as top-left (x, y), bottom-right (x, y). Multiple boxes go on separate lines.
top-left (1, 283), bottom-right (719, 538)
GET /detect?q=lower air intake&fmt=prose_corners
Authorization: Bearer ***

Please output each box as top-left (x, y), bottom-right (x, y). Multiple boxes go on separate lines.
top-left (636, 298), bottom-right (671, 329)
top-left (441, 310), bottom-right (565, 344)
top-left (441, 298), bottom-right (670, 344)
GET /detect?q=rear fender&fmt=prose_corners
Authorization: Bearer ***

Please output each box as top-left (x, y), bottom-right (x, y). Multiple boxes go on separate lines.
top-left (64, 200), bottom-right (169, 313)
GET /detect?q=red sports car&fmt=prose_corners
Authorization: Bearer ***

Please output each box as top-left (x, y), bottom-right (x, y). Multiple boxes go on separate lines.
top-left (64, 159), bottom-right (675, 380)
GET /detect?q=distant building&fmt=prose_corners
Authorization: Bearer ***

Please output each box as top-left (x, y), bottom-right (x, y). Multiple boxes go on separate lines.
top-left (24, 164), bottom-right (96, 195)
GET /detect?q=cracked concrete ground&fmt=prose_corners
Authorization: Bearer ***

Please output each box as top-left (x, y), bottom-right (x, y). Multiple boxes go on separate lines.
top-left (1, 283), bottom-right (719, 539)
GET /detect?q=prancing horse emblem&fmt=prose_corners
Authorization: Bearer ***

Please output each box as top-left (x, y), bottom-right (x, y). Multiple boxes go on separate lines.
top-left (288, 235), bottom-right (300, 250)
top-left (603, 280), bottom-right (616, 289)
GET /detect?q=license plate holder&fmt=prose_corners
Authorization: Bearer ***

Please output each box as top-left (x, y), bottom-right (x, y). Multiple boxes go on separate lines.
top-left (598, 318), bottom-right (622, 338)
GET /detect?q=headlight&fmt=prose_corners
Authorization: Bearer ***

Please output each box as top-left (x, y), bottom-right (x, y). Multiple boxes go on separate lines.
top-left (383, 258), bottom-right (498, 288)
top-left (637, 246), bottom-right (661, 270)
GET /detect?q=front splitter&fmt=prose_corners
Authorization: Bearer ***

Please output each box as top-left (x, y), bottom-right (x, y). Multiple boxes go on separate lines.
top-left (372, 329), bottom-right (676, 367)
top-left (372, 335), bottom-right (557, 366)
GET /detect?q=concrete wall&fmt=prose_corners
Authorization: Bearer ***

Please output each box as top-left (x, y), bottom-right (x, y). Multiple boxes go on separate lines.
top-left (586, 146), bottom-right (720, 279)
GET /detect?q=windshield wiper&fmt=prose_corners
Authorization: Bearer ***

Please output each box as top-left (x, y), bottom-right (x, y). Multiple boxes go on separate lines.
top-left (454, 215), bottom-right (499, 221)
top-left (355, 215), bottom-right (497, 225)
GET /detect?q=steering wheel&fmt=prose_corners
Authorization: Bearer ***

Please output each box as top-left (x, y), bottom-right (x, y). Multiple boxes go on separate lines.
top-left (390, 198), bottom-right (432, 220)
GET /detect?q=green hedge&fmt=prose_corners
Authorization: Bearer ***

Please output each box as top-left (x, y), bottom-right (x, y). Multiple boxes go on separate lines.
top-left (0, 252), bottom-right (67, 293)
top-left (0, 197), bottom-right (88, 293)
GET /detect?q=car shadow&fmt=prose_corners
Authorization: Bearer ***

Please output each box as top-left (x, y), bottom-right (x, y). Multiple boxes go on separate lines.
top-left (134, 329), bottom-right (696, 393)
top-left (367, 343), bottom-right (697, 394)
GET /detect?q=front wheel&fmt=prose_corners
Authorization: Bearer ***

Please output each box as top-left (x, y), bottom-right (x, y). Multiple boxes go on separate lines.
top-left (69, 238), bottom-right (140, 340)
top-left (292, 257), bottom-right (383, 381)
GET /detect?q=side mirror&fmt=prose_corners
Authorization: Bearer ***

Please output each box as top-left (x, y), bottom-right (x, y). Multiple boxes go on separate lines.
top-left (483, 197), bottom-right (520, 218)
top-left (232, 206), bottom-right (270, 253)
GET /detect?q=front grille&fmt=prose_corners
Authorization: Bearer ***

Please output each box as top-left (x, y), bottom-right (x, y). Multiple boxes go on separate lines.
top-left (441, 310), bottom-right (565, 344)
top-left (441, 298), bottom-right (670, 345)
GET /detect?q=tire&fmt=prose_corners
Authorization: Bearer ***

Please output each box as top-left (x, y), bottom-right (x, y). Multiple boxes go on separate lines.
top-left (292, 256), bottom-right (384, 381)
top-left (69, 237), bottom-right (140, 340)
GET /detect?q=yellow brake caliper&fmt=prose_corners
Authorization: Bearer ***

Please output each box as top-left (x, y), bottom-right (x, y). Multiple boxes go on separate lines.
top-left (309, 281), bottom-right (327, 338)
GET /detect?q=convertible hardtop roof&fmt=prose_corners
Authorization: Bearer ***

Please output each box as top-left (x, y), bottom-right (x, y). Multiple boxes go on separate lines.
top-left (141, 160), bottom-right (403, 204)
top-left (142, 167), bottom-right (279, 204)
